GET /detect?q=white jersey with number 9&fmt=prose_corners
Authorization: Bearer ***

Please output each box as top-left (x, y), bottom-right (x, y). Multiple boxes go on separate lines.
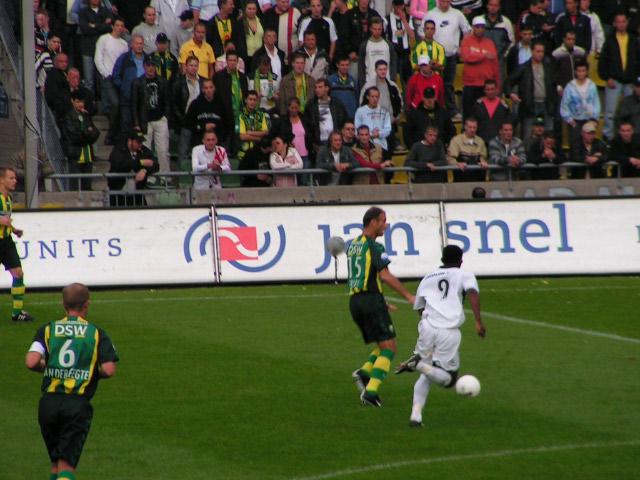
top-left (413, 267), bottom-right (479, 329)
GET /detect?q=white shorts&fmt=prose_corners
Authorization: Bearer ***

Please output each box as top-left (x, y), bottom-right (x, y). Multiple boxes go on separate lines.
top-left (414, 319), bottom-right (461, 372)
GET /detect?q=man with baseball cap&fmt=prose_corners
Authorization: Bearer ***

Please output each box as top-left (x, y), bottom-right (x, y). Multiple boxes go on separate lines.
top-left (568, 120), bottom-right (608, 179)
top-left (152, 32), bottom-right (180, 90)
top-left (459, 15), bottom-right (500, 120)
top-left (406, 54), bottom-right (445, 110)
top-left (404, 86), bottom-right (456, 149)
top-left (108, 131), bottom-right (159, 206)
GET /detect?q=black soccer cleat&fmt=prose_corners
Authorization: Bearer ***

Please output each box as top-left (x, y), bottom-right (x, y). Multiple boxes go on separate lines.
top-left (360, 390), bottom-right (383, 407)
top-left (352, 369), bottom-right (369, 394)
top-left (12, 310), bottom-right (34, 322)
top-left (395, 353), bottom-right (422, 374)
top-left (409, 420), bottom-right (424, 428)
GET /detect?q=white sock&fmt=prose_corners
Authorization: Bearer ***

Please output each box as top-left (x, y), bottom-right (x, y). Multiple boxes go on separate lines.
top-left (417, 361), bottom-right (452, 386)
top-left (411, 374), bottom-right (430, 422)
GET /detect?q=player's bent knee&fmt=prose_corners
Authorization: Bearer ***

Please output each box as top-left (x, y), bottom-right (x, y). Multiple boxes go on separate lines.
top-left (444, 370), bottom-right (458, 389)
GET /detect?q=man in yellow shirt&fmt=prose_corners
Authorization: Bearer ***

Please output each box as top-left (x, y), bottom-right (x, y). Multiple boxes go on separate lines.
top-left (179, 22), bottom-right (216, 78)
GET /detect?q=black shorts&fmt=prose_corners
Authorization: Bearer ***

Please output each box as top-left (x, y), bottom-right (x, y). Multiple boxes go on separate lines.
top-left (349, 292), bottom-right (396, 344)
top-left (0, 237), bottom-right (20, 270)
top-left (38, 394), bottom-right (94, 468)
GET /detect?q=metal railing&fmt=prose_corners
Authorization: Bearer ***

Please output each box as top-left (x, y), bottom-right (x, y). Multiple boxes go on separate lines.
top-left (47, 161), bottom-right (623, 205)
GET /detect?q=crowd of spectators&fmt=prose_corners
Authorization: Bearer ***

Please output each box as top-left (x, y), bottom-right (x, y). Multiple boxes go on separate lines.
top-left (17, 0), bottom-right (640, 193)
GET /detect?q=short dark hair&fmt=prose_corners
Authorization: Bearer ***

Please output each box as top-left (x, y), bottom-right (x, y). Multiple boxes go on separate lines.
top-left (563, 28), bottom-right (576, 38)
top-left (363, 207), bottom-right (384, 227)
top-left (500, 120), bottom-right (514, 130)
top-left (484, 79), bottom-right (497, 87)
top-left (424, 19), bottom-right (436, 27)
top-left (471, 187), bottom-right (486, 199)
top-left (374, 59), bottom-right (388, 69)
top-left (441, 245), bottom-right (463, 265)
top-left (574, 59), bottom-right (588, 71)
top-left (532, 39), bottom-right (546, 51)
top-left (291, 52), bottom-right (306, 63)
top-left (258, 54), bottom-right (271, 66)
top-left (316, 78), bottom-right (329, 88)
top-left (303, 30), bottom-right (316, 38)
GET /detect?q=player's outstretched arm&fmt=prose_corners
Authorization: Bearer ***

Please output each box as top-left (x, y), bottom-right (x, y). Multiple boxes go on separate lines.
top-left (380, 268), bottom-right (415, 304)
top-left (466, 289), bottom-right (485, 338)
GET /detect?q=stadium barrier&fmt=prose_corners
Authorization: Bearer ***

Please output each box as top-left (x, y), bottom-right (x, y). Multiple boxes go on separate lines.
top-left (48, 162), bottom-right (624, 205)
top-left (4, 197), bottom-right (639, 288)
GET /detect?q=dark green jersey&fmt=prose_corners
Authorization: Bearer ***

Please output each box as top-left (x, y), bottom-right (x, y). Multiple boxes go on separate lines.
top-left (347, 235), bottom-right (391, 295)
top-left (32, 316), bottom-right (119, 399)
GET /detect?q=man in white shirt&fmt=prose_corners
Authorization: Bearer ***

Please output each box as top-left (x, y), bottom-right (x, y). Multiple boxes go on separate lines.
top-left (396, 245), bottom-right (485, 428)
top-left (94, 16), bottom-right (128, 145)
top-left (421, 0), bottom-right (471, 119)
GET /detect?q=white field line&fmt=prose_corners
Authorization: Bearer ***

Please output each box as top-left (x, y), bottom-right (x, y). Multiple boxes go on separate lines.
top-left (22, 283), bottom-right (639, 307)
top-left (288, 440), bottom-right (640, 480)
top-left (23, 290), bottom-right (640, 344)
top-left (472, 310), bottom-right (640, 345)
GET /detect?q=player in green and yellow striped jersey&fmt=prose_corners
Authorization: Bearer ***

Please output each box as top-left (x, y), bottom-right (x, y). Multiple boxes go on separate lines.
top-left (0, 167), bottom-right (33, 322)
top-left (26, 283), bottom-right (119, 480)
top-left (348, 206), bottom-right (415, 407)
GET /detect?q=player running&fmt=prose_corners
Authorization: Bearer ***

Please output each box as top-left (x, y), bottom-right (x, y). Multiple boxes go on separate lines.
top-left (395, 245), bottom-right (486, 427)
top-left (348, 206), bottom-right (415, 407)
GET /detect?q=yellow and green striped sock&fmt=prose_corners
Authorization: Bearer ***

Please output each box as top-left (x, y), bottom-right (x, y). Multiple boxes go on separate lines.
top-left (360, 348), bottom-right (380, 378)
top-left (366, 349), bottom-right (395, 394)
top-left (57, 471), bottom-right (75, 480)
top-left (11, 276), bottom-right (25, 316)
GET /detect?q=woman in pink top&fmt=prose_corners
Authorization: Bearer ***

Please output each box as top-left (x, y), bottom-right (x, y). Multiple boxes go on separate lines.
top-left (269, 134), bottom-right (303, 187)
top-left (287, 98), bottom-right (309, 184)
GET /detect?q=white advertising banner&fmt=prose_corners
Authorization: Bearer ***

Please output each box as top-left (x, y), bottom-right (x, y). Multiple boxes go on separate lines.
top-left (443, 199), bottom-right (640, 276)
top-left (3, 199), bottom-right (639, 288)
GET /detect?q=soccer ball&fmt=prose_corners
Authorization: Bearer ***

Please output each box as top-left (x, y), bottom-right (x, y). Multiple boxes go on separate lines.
top-left (326, 236), bottom-right (346, 257)
top-left (456, 375), bottom-right (481, 398)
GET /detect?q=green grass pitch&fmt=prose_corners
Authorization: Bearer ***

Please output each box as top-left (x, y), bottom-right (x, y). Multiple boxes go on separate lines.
top-left (2, 277), bottom-right (639, 479)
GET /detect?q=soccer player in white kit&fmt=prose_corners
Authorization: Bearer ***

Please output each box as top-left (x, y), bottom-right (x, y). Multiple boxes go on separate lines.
top-left (395, 245), bottom-right (485, 427)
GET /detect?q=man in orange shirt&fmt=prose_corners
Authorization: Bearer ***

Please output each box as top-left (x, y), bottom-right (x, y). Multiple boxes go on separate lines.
top-left (460, 16), bottom-right (499, 120)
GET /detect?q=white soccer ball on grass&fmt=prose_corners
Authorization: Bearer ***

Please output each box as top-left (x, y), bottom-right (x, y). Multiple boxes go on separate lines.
top-left (456, 375), bottom-right (481, 398)
top-left (326, 236), bottom-right (346, 257)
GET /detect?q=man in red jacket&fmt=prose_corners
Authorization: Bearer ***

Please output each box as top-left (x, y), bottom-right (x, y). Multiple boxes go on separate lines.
top-left (405, 55), bottom-right (445, 110)
top-left (460, 16), bottom-right (500, 120)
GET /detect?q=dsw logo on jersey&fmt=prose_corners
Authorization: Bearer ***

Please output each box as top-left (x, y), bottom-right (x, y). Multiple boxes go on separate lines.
top-left (183, 214), bottom-right (286, 272)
